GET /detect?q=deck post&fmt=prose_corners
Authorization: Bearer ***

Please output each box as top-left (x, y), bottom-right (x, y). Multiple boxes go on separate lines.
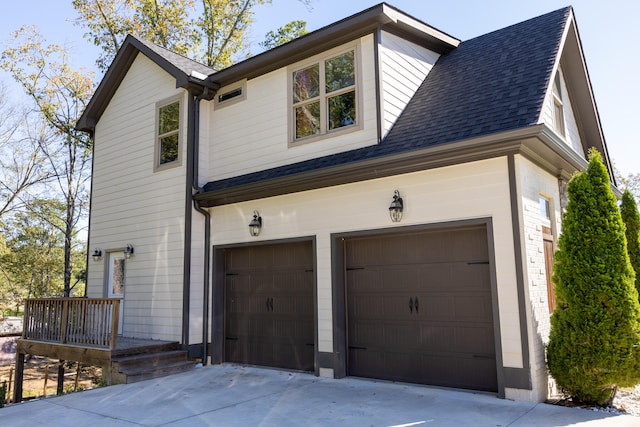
top-left (102, 362), bottom-right (113, 386)
top-left (57, 360), bottom-right (65, 395)
top-left (13, 352), bottom-right (24, 403)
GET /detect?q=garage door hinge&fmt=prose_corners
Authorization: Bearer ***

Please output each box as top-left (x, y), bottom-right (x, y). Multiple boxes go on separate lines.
top-left (472, 354), bottom-right (495, 359)
top-left (467, 261), bottom-right (490, 265)
top-left (348, 345), bottom-right (367, 350)
top-left (346, 267), bottom-right (365, 271)
top-left (226, 273), bottom-right (240, 276)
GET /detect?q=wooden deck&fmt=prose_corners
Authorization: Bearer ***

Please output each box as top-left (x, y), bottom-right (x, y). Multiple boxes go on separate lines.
top-left (13, 298), bottom-right (191, 402)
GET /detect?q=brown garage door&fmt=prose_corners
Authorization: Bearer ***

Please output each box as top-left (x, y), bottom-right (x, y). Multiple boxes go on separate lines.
top-left (346, 225), bottom-right (497, 391)
top-left (224, 241), bottom-right (314, 371)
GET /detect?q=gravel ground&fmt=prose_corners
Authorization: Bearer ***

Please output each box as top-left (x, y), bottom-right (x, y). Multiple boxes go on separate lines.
top-left (612, 385), bottom-right (640, 416)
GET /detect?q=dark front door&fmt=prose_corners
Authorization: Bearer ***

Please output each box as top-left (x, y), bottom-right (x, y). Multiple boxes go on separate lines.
top-left (346, 225), bottom-right (497, 391)
top-left (224, 241), bottom-right (314, 371)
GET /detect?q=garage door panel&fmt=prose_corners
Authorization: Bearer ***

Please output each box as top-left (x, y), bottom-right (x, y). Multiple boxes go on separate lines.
top-left (452, 295), bottom-right (493, 320)
top-left (224, 241), bottom-right (314, 371)
top-left (348, 294), bottom-right (385, 319)
top-left (346, 225), bottom-right (497, 392)
top-left (381, 267), bottom-right (420, 292)
top-left (417, 264), bottom-right (453, 287)
top-left (347, 269), bottom-right (383, 292)
top-left (453, 325), bottom-right (495, 354)
top-left (420, 325), bottom-right (454, 349)
top-left (385, 322), bottom-right (423, 347)
top-left (350, 320), bottom-right (384, 346)
top-left (418, 295), bottom-right (454, 320)
top-left (349, 349), bottom-right (383, 377)
top-left (346, 239), bottom-right (382, 266)
top-left (273, 343), bottom-right (313, 370)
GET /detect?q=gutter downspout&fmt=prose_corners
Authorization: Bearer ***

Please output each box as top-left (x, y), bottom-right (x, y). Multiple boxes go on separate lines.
top-left (183, 74), bottom-right (217, 363)
top-left (191, 87), bottom-right (211, 365)
top-left (182, 92), bottom-right (197, 351)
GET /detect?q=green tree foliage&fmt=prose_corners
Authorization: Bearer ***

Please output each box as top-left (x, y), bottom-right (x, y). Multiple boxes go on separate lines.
top-left (260, 19), bottom-right (308, 50)
top-left (72, 0), bottom-right (311, 71)
top-left (547, 149), bottom-right (640, 405)
top-left (621, 189), bottom-right (640, 296)
top-left (0, 27), bottom-right (94, 297)
top-left (0, 199), bottom-right (87, 312)
top-left (2, 199), bottom-right (66, 301)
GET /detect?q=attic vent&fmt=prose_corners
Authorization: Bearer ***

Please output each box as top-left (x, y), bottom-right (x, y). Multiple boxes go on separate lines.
top-left (218, 88), bottom-right (242, 103)
top-left (214, 80), bottom-right (247, 109)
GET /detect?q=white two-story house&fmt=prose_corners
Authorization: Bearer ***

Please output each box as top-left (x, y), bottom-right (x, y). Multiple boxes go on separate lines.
top-left (77, 3), bottom-right (614, 402)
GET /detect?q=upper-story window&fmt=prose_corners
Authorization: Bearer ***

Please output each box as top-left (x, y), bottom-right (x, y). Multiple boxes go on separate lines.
top-left (552, 73), bottom-right (565, 137)
top-left (291, 48), bottom-right (357, 143)
top-left (155, 96), bottom-right (182, 170)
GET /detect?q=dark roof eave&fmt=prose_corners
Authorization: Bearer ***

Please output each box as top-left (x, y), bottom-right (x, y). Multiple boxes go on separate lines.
top-left (194, 124), bottom-right (591, 207)
top-left (76, 36), bottom-right (217, 132)
top-left (209, 3), bottom-right (459, 87)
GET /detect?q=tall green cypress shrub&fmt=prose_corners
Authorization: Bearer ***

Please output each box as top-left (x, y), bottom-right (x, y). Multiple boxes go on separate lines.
top-left (621, 189), bottom-right (640, 296)
top-left (547, 149), bottom-right (640, 405)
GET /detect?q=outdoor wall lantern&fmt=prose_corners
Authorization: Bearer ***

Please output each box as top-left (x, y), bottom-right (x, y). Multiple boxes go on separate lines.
top-left (92, 248), bottom-right (102, 262)
top-left (249, 210), bottom-right (262, 237)
top-left (124, 244), bottom-right (135, 259)
top-left (389, 190), bottom-right (404, 223)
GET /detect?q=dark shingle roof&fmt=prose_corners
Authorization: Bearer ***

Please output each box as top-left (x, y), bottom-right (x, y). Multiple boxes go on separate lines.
top-left (134, 36), bottom-right (214, 77)
top-left (203, 7), bottom-right (570, 194)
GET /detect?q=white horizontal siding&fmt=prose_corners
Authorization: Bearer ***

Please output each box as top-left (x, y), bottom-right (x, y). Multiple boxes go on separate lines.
top-left (379, 31), bottom-right (439, 137)
top-left (539, 67), bottom-right (584, 157)
top-left (205, 35), bottom-right (378, 182)
top-left (207, 157), bottom-right (522, 371)
top-left (88, 54), bottom-right (187, 341)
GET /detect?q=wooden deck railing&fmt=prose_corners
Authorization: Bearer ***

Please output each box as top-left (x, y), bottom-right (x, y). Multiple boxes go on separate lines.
top-left (22, 298), bottom-right (120, 349)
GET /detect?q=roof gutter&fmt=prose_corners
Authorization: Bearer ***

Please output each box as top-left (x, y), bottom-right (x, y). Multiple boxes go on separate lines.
top-left (194, 124), bottom-right (602, 207)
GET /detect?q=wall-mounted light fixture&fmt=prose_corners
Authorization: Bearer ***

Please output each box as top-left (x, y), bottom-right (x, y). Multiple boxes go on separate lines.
top-left (249, 210), bottom-right (262, 237)
top-left (389, 190), bottom-right (404, 223)
top-left (92, 248), bottom-right (102, 262)
top-left (124, 244), bottom-right (135, 259)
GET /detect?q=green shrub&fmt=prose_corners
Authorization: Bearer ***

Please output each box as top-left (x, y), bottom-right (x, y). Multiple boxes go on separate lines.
top-left (621, 189), bottom-right (640, 296)
top-left (547, 149), bottom-right (640, 405)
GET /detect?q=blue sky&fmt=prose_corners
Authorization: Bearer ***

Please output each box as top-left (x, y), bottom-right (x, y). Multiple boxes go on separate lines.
top-left (1, 0), bottom-right (638, 175)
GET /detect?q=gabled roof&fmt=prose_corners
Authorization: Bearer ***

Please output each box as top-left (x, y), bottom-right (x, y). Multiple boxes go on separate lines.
top-left (77, 2), bottom-right (458, 132)
top-left (76, 35), bottom-right (217, 132)
top-left (209, 2), bottom-right (459, 88)
top-left (199, 7), bottom-right (601, 205)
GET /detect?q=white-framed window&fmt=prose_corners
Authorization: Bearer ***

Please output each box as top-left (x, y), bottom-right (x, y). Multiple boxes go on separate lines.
top-left (539, 195), bottom-right (551, 221)
top-left (552, 73), bottom-right (565, 137)
top-left (289, 45), bottom-right (359, 144)
top-left (154, 96), bottom-right (182, 171)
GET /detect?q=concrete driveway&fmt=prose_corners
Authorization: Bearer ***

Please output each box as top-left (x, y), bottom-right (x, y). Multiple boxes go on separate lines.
top-left (1, 364), bottom-right (637, 426)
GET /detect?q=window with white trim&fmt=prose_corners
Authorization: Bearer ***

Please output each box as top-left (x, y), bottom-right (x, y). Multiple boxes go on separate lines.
top-left (552, 73), bottom-right (565, 137)
top-left (155, 97), bottom-right (181, 170)
top-left (291, 49), bottom-right (357, 142)
top-left (539, 195), bottom-right (551, 221)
